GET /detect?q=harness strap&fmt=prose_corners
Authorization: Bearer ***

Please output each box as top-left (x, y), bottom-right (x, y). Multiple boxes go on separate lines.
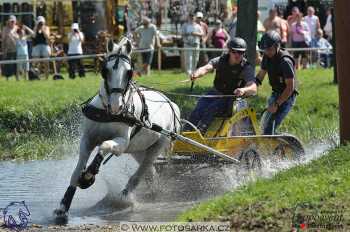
top-left (136, 86), bottom-right (149, 123)
top-left (80, 92), bottom-right (99, 107)
top-left (82, 104), bottom-right (140, 126)
top-left (130, 124), bottom-right (143, 139)
top-left (110, 88), bottom-right (125, 94)
top-left (82, 84), bottom-right (149, 126)
top-left (123, 84), bottom-right (135, 114)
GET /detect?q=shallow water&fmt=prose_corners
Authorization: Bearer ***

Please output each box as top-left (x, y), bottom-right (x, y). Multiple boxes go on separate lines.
top-left (0, 141), bottom-right (333, 226)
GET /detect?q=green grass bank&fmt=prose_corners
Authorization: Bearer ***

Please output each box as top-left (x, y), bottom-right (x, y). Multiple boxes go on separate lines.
top-left (0, 68), bottom-right (346, 231)
top-left (0, 68), bottom-right (337, 160)
top-left (174, 67), bottom-right (346, 230)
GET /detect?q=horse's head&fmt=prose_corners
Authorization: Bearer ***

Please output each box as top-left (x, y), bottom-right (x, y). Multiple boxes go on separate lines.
top-left (100, 37), bottom-right (133, 115)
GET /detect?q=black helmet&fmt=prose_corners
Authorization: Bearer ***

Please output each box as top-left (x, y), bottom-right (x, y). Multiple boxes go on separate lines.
top-left (227, 37), bottom-right (247, 52)
top-left (259, 31), bottom-right (281, 50)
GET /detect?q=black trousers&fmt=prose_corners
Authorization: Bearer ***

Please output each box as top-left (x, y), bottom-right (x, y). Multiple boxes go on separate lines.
top-left (68, 54), bottom-right (85, 78)
top-left (2, 52), bottom-right (17, 78)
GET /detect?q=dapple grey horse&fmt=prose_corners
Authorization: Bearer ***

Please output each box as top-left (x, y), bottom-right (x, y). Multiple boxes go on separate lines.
top-left (54, 38), bottom-right (180, 222)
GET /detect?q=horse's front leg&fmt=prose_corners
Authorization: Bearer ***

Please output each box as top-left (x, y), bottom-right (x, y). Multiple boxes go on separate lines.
top-left (78, 136), bottom-right (130, 186)
top-left (99, 136), bottom-right (129, 157)
top-left (54, 135), bottom-right (96, 223)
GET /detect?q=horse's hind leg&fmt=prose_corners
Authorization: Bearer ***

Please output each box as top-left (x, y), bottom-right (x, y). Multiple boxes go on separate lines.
top-left (122, 137), bottom-right (169, 196)
top-left (131, 151), bottom-right (158, 190)
top-left (54, 135), bottom-right (96, 222)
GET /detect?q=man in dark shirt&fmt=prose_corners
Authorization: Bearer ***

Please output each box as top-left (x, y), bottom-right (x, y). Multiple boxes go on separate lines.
top-left (256, 31), bottom-right (298, 135)
top-left (186, 37), bottom-right (257, 132)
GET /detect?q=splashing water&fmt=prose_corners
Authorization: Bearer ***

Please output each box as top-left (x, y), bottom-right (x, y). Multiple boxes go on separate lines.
top-left (0, 132), bottom-right (337, 227)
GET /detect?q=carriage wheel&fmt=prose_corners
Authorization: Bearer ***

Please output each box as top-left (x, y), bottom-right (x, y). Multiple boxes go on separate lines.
top-left (273, 144), bottom-right (288, 159)
top-left (238, 148), bottom-right (262, 172)
top-left (272, 137), bottom-right (305, 162)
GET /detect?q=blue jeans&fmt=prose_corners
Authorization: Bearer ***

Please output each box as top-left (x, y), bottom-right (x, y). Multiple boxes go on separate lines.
top-left (262, 92), bottom-right (296, 135)
top-left (320, 53), bottom-right (332, 68)
top-left (188, 89), bottom-right (233, 131)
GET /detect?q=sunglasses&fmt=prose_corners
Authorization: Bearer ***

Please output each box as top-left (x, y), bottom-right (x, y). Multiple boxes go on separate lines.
top-left (230, 50), bottom-right (244, 55)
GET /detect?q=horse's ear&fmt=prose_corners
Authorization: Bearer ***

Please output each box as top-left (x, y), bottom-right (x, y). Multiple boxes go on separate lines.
top-left (125, 39), bottom-right (132, 55)
top-left (100, 56), bottom-right (108, 79)
top-left (107, 39), bottom-right (114, 53)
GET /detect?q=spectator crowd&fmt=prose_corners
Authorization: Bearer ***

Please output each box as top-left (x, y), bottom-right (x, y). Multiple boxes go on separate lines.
top-left (261, 5), bottom-right (333, 69)
top-left (0, 4), bottom-right (333, 80)
top-left (168, 4), bottom-right (333, 76)
top-left (1, 15), bottom-right (85, 80)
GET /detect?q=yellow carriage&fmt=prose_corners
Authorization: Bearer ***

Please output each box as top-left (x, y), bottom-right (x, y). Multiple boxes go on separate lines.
top-left (155, 99), bottom-right (304, 170)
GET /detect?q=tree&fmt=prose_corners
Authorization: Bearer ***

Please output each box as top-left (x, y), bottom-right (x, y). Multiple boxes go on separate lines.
top-left (335, 1), bottom-right (350, 144)
top-left (236, 0), bottom-right (258, 65)
top-left (331, 7), bottom-right (337, 84)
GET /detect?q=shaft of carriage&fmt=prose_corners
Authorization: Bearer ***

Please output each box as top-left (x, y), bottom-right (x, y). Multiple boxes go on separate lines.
top-left (150, 123), bottom-right (240, 164)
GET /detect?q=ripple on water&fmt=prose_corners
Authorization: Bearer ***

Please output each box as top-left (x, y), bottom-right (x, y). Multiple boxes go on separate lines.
top-left (0, 140), bottom-right (333, 226)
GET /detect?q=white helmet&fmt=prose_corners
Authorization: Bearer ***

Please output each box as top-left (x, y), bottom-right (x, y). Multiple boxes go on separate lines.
top-left (37, 16), bottom-right (46, 24)
top-left (195, 12), bottom-right (203, 18)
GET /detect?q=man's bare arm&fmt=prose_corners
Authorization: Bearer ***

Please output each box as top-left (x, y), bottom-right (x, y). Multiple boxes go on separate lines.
top-left (192, 31), bottom-right (203, 37)
top-left (242, 81), bottom-right (257, 96)
top-left (255, 69), bottom-right (267, 85)
top-left (234, 81), bottom-right (257, 97)
top-left (190, 63), bottom-right (214, 80)
top-left (275, 78), bottom-right (295, 106)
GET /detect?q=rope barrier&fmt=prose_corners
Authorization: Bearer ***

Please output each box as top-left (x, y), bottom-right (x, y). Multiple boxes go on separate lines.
top-left (0, 48), bottom-right (152, 65)
top-left (139, 84), bottom-right (239, 98)
top-left (0, 47), bottom-right (332, 65)
top-left (0, 54), bottom-right (105, 65)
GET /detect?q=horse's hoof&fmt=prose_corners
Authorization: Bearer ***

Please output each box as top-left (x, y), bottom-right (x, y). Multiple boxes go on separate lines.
top-left (53, 208), bottom-right (68, 225)
top-left (121, 189), bottom-right (128, 197)
top-left (122, 189), bottom-right (128, 196)
top-left (78, 172), bottom-right (95, 189)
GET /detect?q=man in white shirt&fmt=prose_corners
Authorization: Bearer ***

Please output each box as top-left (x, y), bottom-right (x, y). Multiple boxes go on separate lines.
top-left (181, 13), bottom-right (203, 75)
top-left (134, 17), bottom-right (160, 75)
top-left (195, 12), bottom-right (209, 65)
top-left (304, 6), bottom-right (320, 40)
top-left (68, 23), bottom-right (85, 79)
top-left (303, 6), bottom-right (321, 64)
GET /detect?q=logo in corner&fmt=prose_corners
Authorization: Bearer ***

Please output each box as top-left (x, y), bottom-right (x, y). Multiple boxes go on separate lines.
top-left (1, 201), bottom-right (31, 231)
top-left (291, 202), bottom-right (312, 231)
top-left (292, 202), bottom-right (345, 231)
